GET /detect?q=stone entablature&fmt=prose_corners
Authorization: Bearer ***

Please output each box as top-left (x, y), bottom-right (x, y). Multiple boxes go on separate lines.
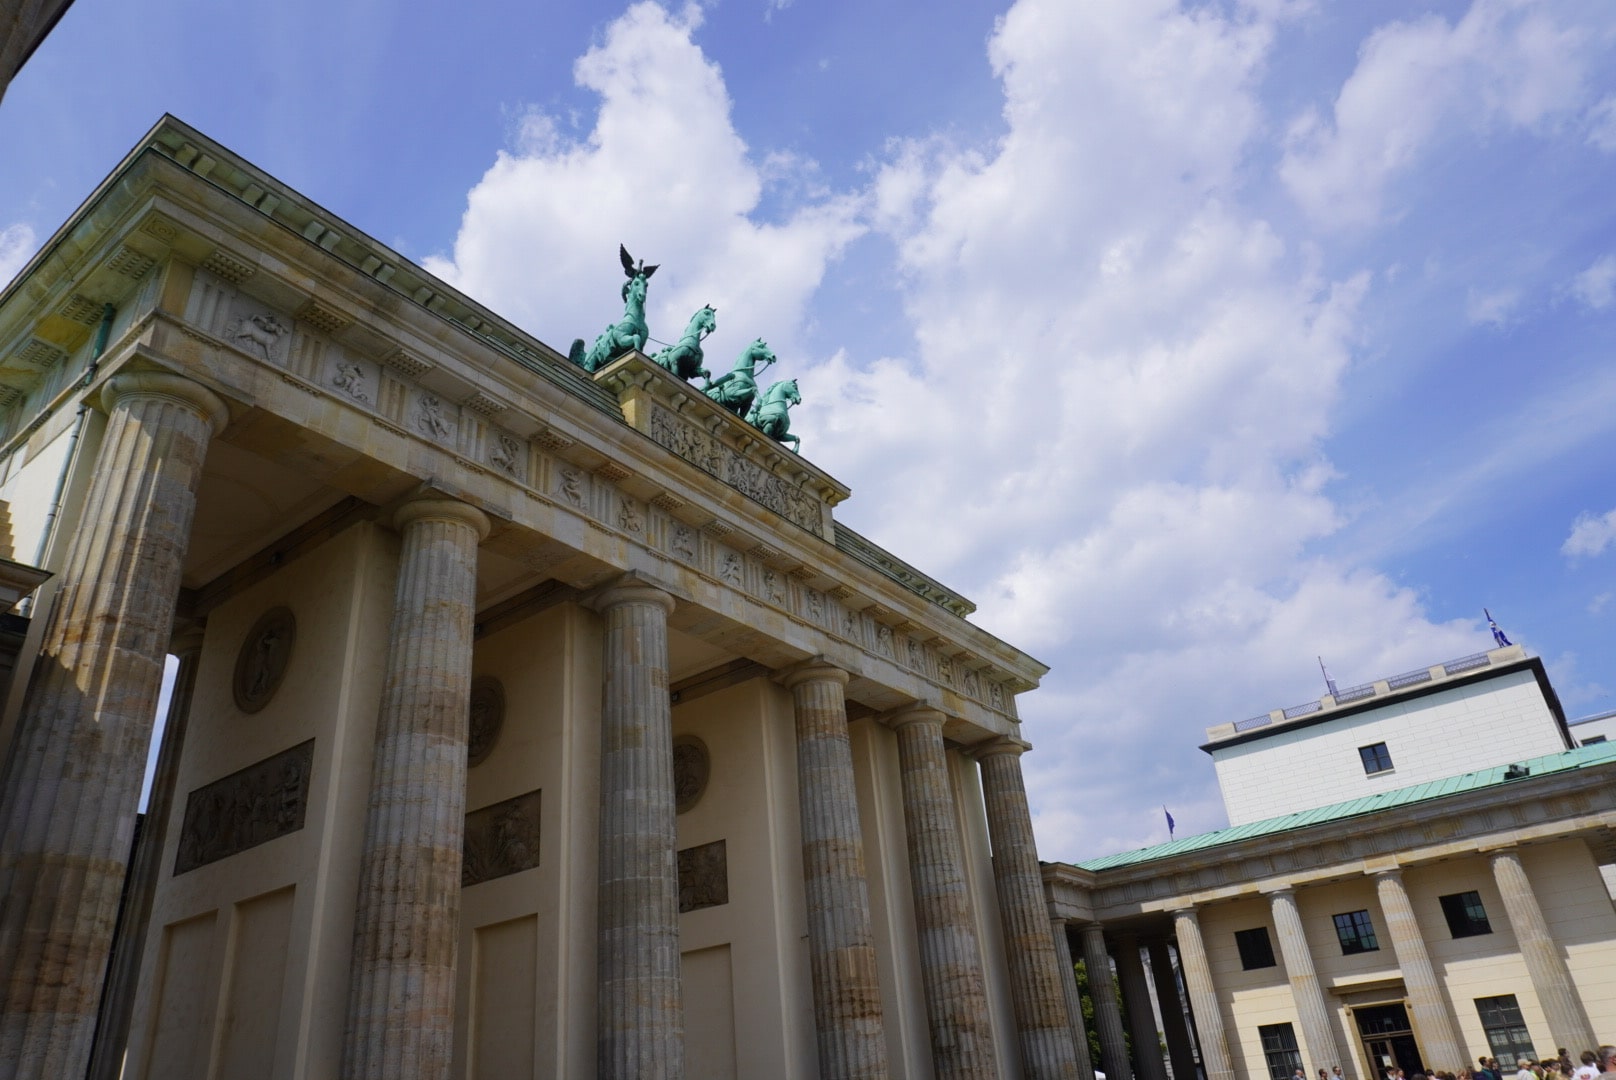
top-left (1042, 754), bottom-right (1616, 925)
top-left (0, 117), bottom-right (1041, 734)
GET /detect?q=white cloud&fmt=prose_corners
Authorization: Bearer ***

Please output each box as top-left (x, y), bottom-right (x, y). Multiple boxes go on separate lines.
top-left (1588, 94), bottom-right (1616, 151)
top-left (1564, 507), bottom-right (1616, 558)
top-left (0, 224), bottom-right (38, 288)
top-left (1281, 0), bottom-right (1600, 227)
top-left (1570, 254), bottom-right (1616, 310)
top-left (425, 2), bottom-right (862, 364)
top-left (1466, 286), bottom-right (1521, 327)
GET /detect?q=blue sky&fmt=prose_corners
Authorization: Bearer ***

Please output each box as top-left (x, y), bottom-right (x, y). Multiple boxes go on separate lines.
top-left (5, 0), bottom-right (1615, 862)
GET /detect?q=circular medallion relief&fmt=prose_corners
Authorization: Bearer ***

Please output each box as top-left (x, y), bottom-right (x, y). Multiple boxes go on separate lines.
top-left (672, 735), bottom-right (710, 814)
top-left (233, 606), bottom-right (297, 714)
top-left (468, 677), bottom-right (506, 767)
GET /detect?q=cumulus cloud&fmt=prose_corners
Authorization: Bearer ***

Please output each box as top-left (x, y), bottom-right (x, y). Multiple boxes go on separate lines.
top-left (1466, 286), bottom-right (1521, 327)
top-left (425, 2), bottom-right (862, 364)
top-left (1570, 254), bottom-right (1616, 310)
top-left (0, 224), bottom-right (37, 288)
top-left (1281, 0), bottom-right (1601, 227)
top-left (1564, 507), bottom-right (1616, 558)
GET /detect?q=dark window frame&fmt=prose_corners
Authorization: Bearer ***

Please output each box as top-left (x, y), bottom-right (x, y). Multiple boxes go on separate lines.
top-left (1235, 926), bottom-right (1277, 971)
top-left (1476, 995), bottom-right (1535, 1064)
top-left (1258, 1022), bottom-right (1304, 1080)
top-left (1332, 909), bottom-right (1380, 954)
top-left (1359, 741), bottom-right (1394, 775)
top-left (1438, 890), bottom-right (1492, 938)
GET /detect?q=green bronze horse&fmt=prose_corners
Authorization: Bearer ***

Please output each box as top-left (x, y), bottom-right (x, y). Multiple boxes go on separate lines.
top-left (746, 378), bottom-right (801, 452)
top-left (569, 245), bottom-right (658, 372)
top-left (652, 304), bottom-right (716, 382)
top-left (703, 338), bottom-right (776, 417)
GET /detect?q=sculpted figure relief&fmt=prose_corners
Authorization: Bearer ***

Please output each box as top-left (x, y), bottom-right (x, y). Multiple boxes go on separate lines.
top-left (703, 338), bottom-right (775, 418)
top-left (229, 311), bottom-right (289, 359)
top-left (652, 304), bottom-right (716, 382)
top-left (569, 244), bottom-right (658, 372)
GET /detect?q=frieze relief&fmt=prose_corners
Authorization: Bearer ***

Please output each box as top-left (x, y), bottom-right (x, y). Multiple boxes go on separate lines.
top-left (677, 839), bottom-right (728, 913)
top-left (462, 788), bottom-right (540, 887)
top-left (647, 404), bottom-right (822, 532)
top-left (175, 739), bottom-right (315, 874)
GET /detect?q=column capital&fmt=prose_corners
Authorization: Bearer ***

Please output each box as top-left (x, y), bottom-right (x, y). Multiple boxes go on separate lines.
top-left (886, 703), bottom-right (947, 731)
top-left (776, 657), bottom-right (849, 690)
top-left (967, 735), bottom-right (1031, 760)
top-left (102, 370), bottom-right (230, 436)
top-left (1261, 884), bottom-right (1297, 900)
top-left (1483, 845), bottom-right (1522, 863)
top-left (1169, 904), bottom-right (1198, 918)
top-left (393, 494), bottom-right (492, 539)
top-left (587, 573), bottom-right (676, 616)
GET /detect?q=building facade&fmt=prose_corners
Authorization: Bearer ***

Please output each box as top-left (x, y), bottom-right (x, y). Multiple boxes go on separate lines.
top-left (0, 117), bottom-right (1083, 1080)
top-left (1045, 650), bottom-right (1616, 1080)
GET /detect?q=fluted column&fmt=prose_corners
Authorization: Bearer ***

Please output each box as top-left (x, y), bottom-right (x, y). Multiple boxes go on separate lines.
top-left (1371, 870), bottom-right (1462, 1070)
top-left (891, 706), bottom-right (996, 1079)
top-left (1172, 907), bottom-right (1233, 1080)
top-left (1051, 920), bottom-right (1098, 1080)
top-left (87, 624), bottom-right (206, 1080)
top-left (1146, 939), bottom-right (1195, 1080)
top-left (782, 662), bottom-right (889, 1080)
top-left (342, 495), bottom-right (489, 1080)
top-left (976, 739), bottom-right (1081, 1079)
top-left (592, 579), bottom-right (682, 1080)
top-left (1081, 927), bottom-right (1133, 1080)
top-left (1268, 889), bottom-right (1349, 1079)
top-left (0, 371), bottom-right (228, 1080)
top-left (1488, 849), bottom-right (1596, 1052)
top-left (1115, 935), bottom-right (1167, 1080)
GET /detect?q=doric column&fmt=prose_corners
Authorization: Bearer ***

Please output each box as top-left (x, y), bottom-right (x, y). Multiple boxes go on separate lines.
top-left (1371, 870), bottom-right (1462, 1070)
top-left (1146, 939), bottom-right (1196, 1080)
top-left (592, 578), bottom-right (682, 1080)
top-left (1172, 907), bottom-right (1234, 1080)
top-left (1268, 888), bottom-right (1349, 1079)
top-left (87, 624), bottom-right (205, 1080)
top-left (1051, 919), bottom-right (1098, 1080)
top-left (891, 706), bottom-right (997, 1079)
top-left (1114, 935), bottom-right (1167, 1080)
top-left (0, 371), bottom-right (228, 1080)
top-left (1080, 927), bottom-right (1133, 1080)
top-left (342, 495), bottom-right (490, 1080)
top-left (975, 739), bottom-right (1081, 1079)
top-left (1488, 849), bottom-right (1596, 1052)
top-left (782, 662), bottom-right (889, 1080)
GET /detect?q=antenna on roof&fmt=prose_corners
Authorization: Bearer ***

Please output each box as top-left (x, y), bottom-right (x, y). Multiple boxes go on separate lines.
top-left (1318, 656), bottom-right (1339, 698)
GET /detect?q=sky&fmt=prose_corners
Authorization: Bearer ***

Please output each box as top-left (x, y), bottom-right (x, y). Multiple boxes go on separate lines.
top-left (4, 0), bottom-right (1616, 863)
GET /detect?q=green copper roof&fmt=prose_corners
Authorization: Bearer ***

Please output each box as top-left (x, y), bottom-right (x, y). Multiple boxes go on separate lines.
top-left (1075, 740), bottom-right (1616, 872)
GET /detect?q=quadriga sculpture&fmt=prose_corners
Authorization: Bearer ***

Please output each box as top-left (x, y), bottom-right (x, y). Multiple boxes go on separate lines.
top-left (746, 378), bottom-right (801, 452)
top-left (703, 338), bottom-right (775, 418)
top-left (652, 304), bottom-right (716, 382)
top-left (569, 245), bottom-right (658, 372)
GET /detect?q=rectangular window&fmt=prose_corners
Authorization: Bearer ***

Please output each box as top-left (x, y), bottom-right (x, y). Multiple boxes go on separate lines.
top-left (1439, 891), bottom-right (1492, 938)
top-left (1476, 995), bottom-right (1535, 1064)
top-left (1258, 1023), bottom-right (1304, 1080)
top-left (1235, 926), bottom-right (1276, 970)
top-left (1333, 909), bottom-right (1379, 954)
top-left (1582, 735), bottom-right (1607, 745)
top-left (1359, 742), bottom-right (1394, 774)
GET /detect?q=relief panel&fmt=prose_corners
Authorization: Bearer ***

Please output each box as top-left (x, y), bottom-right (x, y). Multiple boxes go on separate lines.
top-left (174, 739), bottom-right (315, 874)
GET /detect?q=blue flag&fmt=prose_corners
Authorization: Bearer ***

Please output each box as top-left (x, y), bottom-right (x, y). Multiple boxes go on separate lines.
top-left (1164, 806), bottom-right (1175, 837)
top-left (1485, 608), bottom-right (1511, 648)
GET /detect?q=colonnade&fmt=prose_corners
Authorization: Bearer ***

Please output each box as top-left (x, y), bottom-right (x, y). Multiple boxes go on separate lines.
top-left (1051, 859), bottom-right (1599, 1080)
top-left (0, 371), bottom-right (1085, 1080)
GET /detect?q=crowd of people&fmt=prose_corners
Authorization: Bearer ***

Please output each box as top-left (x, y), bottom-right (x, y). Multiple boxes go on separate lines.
top-left (1293, 1045), bottom-right (1616, 1080)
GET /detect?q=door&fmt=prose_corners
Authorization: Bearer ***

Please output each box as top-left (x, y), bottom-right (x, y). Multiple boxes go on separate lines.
top-left (1354, 1002), bottom-right (1425, 1077)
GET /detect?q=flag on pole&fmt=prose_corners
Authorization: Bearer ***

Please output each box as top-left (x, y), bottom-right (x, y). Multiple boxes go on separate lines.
top-left (1318, 656), bottom-right (1339, 698)
top-left (1164, 806), bottom-right (1175, 838)
top-left (1485, 608), bottom-right (1511, 648)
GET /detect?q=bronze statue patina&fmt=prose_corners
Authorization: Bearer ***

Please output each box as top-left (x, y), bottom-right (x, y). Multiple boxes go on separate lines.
top-left (703, 338), bottom-right (775, 418)
top-left (746, 378), bottom-right (801, 452)
top-left (569, 245), bottom-right (658, 372)
top-left (652, 304), bottom-right (716, 382)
